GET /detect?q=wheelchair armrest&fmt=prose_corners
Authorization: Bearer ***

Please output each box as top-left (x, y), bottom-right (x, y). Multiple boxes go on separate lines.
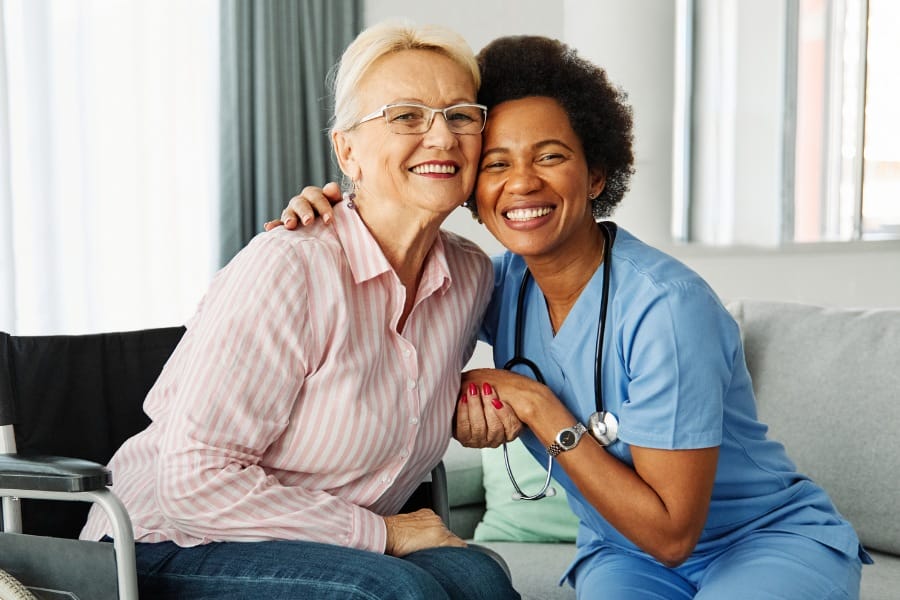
top-left (0, 454), bottom-right (111, 493)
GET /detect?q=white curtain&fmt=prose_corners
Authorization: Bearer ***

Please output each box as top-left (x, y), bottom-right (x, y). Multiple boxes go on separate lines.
top-left (0, 0), bottom-right (219, 335)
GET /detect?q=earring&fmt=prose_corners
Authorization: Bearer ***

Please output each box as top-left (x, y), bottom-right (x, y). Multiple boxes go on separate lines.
top-left (588, 191), bottom-right (598, 200)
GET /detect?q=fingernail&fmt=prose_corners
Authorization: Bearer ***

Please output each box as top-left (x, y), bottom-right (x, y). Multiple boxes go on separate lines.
top-left (460, 392), bottom-right (467, 404)
top-left (468, 383), bottom-right (477, 396)
top-left (323, 214), bottom-right (332, 225)
top-left (492, 399), bottom-right (503, 410)
top-left (285, 217), bottom-right (295, 227)
top-left (482, 382), bottom-right (493, 396)
top-left (301, 214), bottom-right (312, 225)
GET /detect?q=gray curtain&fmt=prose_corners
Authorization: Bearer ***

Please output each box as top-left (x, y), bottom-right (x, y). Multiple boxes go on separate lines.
top-left (219, 0), bottom-right (362, 265)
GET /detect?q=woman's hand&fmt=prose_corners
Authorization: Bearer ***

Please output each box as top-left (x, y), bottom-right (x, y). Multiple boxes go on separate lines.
top-left (263, 181), bottom-right (342, 231)
top-left (454, 380), bottom-right (524, 448)
top-left (383, 509), bottom-right (466, 557)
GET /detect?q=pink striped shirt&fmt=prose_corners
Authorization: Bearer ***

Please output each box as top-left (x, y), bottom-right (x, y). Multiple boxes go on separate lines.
top-left (80, 201), bottom-right (493, 553)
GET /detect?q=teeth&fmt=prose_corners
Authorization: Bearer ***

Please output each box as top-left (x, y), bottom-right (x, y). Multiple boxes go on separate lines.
top-left (505, 207), bottom-right (553, 221)
top-left (411, 164), bottom-right (457, 174)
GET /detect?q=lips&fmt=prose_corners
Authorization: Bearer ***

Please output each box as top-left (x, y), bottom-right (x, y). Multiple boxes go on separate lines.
top-left (504, 206), bottom-right (553, 221)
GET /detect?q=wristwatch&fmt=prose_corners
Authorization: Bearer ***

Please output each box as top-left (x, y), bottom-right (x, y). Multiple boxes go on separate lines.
top-left (547, 422), bottom-right (588, 456)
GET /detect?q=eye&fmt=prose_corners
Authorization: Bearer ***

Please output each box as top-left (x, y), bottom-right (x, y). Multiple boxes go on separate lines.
top-left (537, 153), bottom-right (565, 165)
top-left (447, 111), bottom-right (476, 123)
top-left (480, 160), bottom-right (508, 172)
top-left (386, 106), bottom-right (426, 124)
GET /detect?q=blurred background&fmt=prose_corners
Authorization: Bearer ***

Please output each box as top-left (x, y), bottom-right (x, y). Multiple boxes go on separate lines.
top-left (1, 0), bottom-right (898, 336)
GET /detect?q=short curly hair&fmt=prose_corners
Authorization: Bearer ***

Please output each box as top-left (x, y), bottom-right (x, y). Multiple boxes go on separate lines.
top-left (472, 36), bottom-right (635, 219)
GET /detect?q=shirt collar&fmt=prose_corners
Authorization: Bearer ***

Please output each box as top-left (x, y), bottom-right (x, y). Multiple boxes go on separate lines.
top-left (332, 200), bottom-right (453, 295)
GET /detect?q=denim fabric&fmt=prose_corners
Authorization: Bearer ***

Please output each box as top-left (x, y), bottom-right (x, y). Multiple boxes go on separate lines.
top-left (132, 539), bottom-right (520, 600)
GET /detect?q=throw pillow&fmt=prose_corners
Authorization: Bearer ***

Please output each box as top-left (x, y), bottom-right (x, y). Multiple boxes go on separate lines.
top-left (473, 438), bottom-right (579, 542)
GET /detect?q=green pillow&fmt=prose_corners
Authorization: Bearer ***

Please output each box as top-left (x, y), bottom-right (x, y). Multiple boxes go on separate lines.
top-left (473, 438), bottom-right (580, 542)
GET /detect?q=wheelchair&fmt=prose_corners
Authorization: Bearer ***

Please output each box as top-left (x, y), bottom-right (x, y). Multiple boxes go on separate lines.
top-left (0, 327), bottom-right (450, 599)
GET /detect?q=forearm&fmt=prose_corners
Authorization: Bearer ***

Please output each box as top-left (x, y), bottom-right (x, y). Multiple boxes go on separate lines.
top-left (513, 388), bottom-right (715, 567)
top-left (155, 448), bottom-right (388, 551)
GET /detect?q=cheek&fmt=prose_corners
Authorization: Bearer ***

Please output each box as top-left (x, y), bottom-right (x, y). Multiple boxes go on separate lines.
top-left (475, 174), bottom-right (502, 205)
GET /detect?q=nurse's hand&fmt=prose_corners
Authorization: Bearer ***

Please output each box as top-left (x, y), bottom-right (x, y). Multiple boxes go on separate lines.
top-left (454, 378), bottom-right (524, 448)
top-left (263, 182), bottom-right (341, 231)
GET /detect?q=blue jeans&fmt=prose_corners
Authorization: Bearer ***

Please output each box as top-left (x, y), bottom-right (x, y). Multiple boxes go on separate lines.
top-left (132, 539), bottom-right (520, 599)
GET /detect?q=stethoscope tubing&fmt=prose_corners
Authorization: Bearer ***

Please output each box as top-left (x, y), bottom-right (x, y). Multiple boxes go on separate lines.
top-left (502, 222), bottom-right (618, 501)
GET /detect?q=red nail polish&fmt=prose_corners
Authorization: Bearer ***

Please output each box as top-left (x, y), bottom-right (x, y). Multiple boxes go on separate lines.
top-left (482, 382), bottom-right (493, 396)
top-left (492, 399), bottom-right (503, 410)
top-left (460, 392), bottom-right (467, 404)
top-left (468, 383), bottom-right (477, 396)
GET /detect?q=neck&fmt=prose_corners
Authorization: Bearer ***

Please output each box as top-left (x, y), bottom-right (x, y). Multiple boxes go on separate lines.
top-left (356, 202), bottom-right (445, 287)
top-left (526, 221), bottom-right (607, 333)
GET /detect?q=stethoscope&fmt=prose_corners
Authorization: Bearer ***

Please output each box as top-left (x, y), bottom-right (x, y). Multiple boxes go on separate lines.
top-left (502, 221), bottom-right (619, 501)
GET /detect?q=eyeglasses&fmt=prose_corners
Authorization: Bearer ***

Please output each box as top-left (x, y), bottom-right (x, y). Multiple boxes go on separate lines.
top-left (354, 102), bottom-right (487, 135)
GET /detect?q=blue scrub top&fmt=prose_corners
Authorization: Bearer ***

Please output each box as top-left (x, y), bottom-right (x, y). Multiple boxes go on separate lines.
top-left (480, 226), bottom-right (865, 566)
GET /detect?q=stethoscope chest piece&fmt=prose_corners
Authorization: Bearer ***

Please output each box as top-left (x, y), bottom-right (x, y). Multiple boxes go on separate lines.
top-left (588, 410), bottom-right (618, 446)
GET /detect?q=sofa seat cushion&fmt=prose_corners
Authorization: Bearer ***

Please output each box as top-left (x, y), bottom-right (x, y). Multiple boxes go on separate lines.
top-left (476, 541), bottom-right (576, 600)
top-left (863, 551), bottom-right (900, 600)
top-left (727, 301), bottom-right (900, 556)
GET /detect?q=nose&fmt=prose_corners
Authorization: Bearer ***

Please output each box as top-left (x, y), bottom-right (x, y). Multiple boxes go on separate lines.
top-left (506, 163), bottom-right (542, 195)
top-left (421, 112), bottom-right (457, 150)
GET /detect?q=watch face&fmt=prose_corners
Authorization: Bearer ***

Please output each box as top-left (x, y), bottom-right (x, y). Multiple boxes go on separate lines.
top-left (559, 430), bottom-right (576, 447)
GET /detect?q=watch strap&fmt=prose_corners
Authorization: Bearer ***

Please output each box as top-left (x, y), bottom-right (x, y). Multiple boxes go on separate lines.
top-left (547, 422), bottom-right (587, 456)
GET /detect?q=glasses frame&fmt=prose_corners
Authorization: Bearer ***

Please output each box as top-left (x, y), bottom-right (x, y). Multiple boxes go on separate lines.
top-left (354, 102), bottom-right (488, 135)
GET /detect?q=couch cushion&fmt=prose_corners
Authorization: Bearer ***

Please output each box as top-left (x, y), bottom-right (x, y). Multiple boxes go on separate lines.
top-left (862, 550), bottom-right (900, 600)
top-left (474, 439), bottom-right (580, 543)
top-left (443, 438), bottom-right (485, 508)
top-left (476, 541), bottom-right (576, 600)
top-left (727, 300), bottom-right (900, 556)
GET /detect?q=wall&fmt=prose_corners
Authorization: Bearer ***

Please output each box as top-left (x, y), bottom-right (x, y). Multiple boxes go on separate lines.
top-left (364, 0), bottom-right (900, 309)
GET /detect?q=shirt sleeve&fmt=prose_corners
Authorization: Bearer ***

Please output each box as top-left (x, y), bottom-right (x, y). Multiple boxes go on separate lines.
top-left (150, 232), bottom-right (388, 552)
top-left (616, 281), bottom-right (739, 450)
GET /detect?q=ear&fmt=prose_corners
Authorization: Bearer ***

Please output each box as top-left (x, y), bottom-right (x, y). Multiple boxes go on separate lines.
top-left (332, 130), bottom-right (361, 181)
top-left (589, 169), bottom-right (606, 199)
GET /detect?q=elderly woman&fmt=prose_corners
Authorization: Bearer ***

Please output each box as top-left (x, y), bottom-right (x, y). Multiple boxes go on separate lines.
top-left (276, 35), bottom-right (869, 600)
top-left (79, 21), bottom-right (519, 600)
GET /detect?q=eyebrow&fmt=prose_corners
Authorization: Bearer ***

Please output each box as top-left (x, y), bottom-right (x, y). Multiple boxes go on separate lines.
top-left (481, 139), bottom-right (577, 158)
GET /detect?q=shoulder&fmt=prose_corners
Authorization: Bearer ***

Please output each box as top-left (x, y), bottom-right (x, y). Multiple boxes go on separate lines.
top-left (611, 227), bottom-right (737, 335)
top-left (612, 227), bottom-right (718, 301)
top-left (439, 229), bottom-right (493, 280)
top-left (231, 224), bottom-right (345, 276)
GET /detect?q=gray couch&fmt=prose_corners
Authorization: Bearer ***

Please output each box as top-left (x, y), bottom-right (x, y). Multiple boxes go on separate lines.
top-left (445, 300), bottom-right (900, 599)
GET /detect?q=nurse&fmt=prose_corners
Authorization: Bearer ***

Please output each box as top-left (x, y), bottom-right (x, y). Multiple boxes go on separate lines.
top-left (458, 35), bottom-right (869, 600)
top-left (274, 34), bottom-right (869, 600)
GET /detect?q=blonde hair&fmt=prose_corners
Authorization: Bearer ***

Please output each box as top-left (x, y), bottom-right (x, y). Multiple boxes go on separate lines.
top-left (330, 20), bottom-right (480, 134)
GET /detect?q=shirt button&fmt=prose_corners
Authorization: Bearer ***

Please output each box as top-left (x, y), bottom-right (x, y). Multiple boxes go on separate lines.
top-left (381, 475), bottom-right (391, 484)
top-left (400, 449), bottom-right (410, 458)
top-left (403, 348), bottom-right (411, 357)
top-left (407, 378), bottom-right (417, 390)
top-left (409, 417), bottom-right (419, 425)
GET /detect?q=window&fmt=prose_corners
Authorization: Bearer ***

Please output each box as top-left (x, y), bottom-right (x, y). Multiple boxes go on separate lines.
top-left (679, 0), bottom-right (900, 245)
top-left (0, 0), bottom-right (219, 334)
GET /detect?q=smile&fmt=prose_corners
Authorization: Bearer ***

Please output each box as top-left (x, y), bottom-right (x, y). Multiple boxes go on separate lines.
top-left (410, 163), bottom-right (458, 175)
top-left (504, 206), bottom-right (553, 221)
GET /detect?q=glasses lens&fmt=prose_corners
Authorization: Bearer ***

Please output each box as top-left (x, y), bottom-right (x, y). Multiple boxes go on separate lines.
top-left (445, 105), bottom-right (486, 134)
top-left (383, 105), bottom-right (430, 133)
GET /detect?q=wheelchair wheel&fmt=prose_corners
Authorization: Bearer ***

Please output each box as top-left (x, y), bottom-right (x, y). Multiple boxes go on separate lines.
top-left (0, 569), bottom-right (37, 600)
